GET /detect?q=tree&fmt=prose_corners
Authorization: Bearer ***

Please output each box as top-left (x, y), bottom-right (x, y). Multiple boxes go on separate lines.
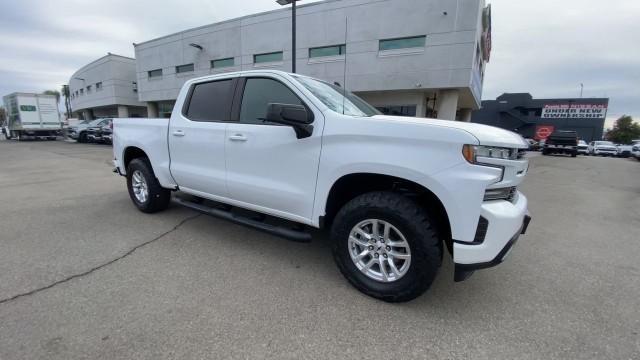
top-left (61, 85), bottom-right (72, 118)
top-left (0, 106), bottom-right (6, 126)
top-left (43, 90), bottom-right (61, 106)
top-left (606, 115), bottom-right (640, 144)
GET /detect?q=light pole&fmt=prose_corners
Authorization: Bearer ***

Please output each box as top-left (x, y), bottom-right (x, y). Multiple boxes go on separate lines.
top-left (276, 0), bottom-right (300, 73)
top-left (580, 83), bottom-right (584, 98)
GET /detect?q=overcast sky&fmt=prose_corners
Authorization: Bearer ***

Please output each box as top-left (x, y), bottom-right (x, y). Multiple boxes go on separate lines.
top-left (1, 0), bottom-right (638, 127)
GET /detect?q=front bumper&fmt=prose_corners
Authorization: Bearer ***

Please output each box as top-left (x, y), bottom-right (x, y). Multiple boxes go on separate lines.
top-left (454, 213), bottom-right (531, 281)
top-left (453, 191), bottom-right (530, 281)
top-left (594, 149), bottom-right (617, 155)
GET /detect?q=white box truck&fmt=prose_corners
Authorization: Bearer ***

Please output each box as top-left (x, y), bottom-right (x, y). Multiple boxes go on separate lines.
top-left (2, 93), bottom-right (62, 140)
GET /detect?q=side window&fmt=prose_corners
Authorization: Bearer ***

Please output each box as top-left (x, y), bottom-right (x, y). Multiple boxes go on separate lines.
top-left (239, 78), bottom-right (302, 125)
top-left (185, 79), bottom-right (234, 122)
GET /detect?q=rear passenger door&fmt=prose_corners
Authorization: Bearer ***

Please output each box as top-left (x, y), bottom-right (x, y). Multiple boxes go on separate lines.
top-left (168, 77), bottom-right (236, 198)
top-left (225, 76), bottom-right (323, 223)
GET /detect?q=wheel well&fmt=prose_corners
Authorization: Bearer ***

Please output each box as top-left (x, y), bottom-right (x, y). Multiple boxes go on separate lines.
top-left (123, 146), bottom-right (148, 170)
top-left (324, 173), bottom-right (452, 252)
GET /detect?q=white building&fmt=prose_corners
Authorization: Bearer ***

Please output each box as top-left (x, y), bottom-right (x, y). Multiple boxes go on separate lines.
top-left (133, 0), bottom-right (492, 120)
top-left (68, 54), bottom-right (147, 120)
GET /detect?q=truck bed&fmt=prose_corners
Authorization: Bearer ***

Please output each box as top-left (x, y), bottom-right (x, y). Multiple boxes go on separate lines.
top-left (112, 118), bottom-right (174, 187)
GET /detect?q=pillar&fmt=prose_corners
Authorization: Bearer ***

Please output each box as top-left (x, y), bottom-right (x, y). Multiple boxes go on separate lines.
top-left (436, 89), bottom-right (459, 121)
top-left (147, 102), bottom-right (159, 118)
top-left (459, 108), bottom-right (473, 122)
top-left (82, 110), bottom-right (93, 120)
top-left (117, 105), bottom-right (129, 118)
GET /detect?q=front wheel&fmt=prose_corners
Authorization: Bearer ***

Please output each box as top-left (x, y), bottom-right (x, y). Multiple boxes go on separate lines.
top-left (126, 158), bottom-right (171, 213)
top-left (331, 191), bottom-right (442, 302)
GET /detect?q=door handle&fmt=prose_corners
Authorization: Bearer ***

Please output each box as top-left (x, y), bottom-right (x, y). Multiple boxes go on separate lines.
top-left (172, 130), bottom-right (185, 137)
top-left (229, 134), bottom-right (247, 142)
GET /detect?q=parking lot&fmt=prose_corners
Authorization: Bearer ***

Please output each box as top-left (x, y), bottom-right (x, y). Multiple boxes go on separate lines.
top-left (0, 139), bottom-right (638, 359)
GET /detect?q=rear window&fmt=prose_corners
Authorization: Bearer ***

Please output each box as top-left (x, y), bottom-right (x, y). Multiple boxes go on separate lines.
top-left (185, 79), bottom-right (235, 121)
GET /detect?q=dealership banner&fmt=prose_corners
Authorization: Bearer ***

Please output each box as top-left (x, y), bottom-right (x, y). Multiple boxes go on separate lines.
top-left (541, 104), bottom-right (607, 119)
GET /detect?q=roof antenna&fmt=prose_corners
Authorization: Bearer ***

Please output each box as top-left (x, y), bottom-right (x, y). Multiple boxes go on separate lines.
top-left (342, 16), bottom-right (348, 115)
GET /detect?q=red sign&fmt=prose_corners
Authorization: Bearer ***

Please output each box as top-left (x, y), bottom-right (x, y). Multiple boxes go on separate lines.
top-left (535, 125), bottom-right (555, 140)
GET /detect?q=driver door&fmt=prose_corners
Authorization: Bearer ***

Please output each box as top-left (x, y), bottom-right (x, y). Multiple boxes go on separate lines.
top-left (225, 76), bottom-right (323, 223)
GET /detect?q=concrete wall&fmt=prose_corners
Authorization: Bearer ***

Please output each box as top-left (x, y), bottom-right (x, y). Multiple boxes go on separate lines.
top-left (134, 0), bottom-right (485, 113)
top-left (69, 54), bottom-right (146, 112)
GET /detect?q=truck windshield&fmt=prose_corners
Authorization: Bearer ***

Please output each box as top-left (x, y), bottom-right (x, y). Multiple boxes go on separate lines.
top-left (595, 141), bottom-right (614, 146)
top-left (292, 75), bottom-right (380, 117)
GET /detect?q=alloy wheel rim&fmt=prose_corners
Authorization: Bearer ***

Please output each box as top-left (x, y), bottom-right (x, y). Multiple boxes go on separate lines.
top-left (348, 219), bottom-right (411, 282)
top-left (131, 170), bottom-right (149, 203)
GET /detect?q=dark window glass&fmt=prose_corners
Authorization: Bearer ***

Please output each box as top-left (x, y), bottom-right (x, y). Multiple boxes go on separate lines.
top-left (239, 78), bottom-right (302, 125)
top-left (176, 64), bottom-right (194, 73)
top-left (96, 82), bottom-right (102, 90)
top-left (211, 58), bottom-right (235, 69)
top-left (254, 52), bottom-right (283, 64)
top-left (148, 69), bottom-right (163, 78)
top-left (376, 105), bottom-right (417, 117)
top-left (186, 79), bottom-right (234, 121)
top-left (379, 35), bottom-right (426, 51)
top-left (309, 44), bottom-right (346, 58)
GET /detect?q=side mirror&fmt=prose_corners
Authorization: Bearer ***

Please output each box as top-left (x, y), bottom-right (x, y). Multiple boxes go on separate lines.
top-left (266, 103), bottom-right (314, 139)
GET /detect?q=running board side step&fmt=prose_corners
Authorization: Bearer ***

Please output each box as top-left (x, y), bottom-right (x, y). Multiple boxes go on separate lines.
top-left (172, 197), bottom-right (312, 243)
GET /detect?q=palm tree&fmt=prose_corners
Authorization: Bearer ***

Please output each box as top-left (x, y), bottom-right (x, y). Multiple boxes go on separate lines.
top-left (61, 85), bottom-right (72, 118)
top-left (43, 90), bottom-right (61, 106)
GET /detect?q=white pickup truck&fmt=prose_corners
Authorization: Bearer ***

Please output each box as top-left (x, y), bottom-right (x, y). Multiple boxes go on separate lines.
top-left (113, 70), bottom-right (531, 302)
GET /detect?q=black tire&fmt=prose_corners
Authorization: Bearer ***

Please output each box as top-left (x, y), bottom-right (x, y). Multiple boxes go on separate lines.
top-left (571, 151), bottom-right (577, 158)
top-left (78, 132), bottom-right (87, 143)
top-left (331, 191), bottom-right (442, 302)
top-left (542, 149), bottom-right (548, 155)
top-left (126, 158), bottom-right (171, 213)
top-left (17, 131), bottom-right (24, 141)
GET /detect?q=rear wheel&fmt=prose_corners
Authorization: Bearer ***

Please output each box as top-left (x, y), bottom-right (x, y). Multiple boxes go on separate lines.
top-left (126, 158), bottom-right (171, 213)
top-left (331, 191), bottom-right (442, 302)
top-left (78, 132), bottom-right (87, 143)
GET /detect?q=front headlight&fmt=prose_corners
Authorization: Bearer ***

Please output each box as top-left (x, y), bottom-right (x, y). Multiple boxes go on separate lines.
top-left (462, 145), bottom-right (518, 163)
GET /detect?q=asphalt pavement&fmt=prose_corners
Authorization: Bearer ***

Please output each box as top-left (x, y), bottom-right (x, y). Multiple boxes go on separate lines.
top-left (0, 139), bottom-right (638, 359)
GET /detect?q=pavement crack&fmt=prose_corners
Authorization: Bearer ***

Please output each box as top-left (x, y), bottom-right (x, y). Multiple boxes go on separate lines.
top-left (0, 214), bottom-right (201, 306)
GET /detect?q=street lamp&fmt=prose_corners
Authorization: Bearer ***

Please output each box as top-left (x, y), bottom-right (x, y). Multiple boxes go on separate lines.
top-left (276, 0), bottom-right (300, 73)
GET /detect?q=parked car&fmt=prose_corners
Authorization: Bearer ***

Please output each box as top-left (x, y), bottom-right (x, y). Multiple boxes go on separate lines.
top-left (631, 144), bottom-right (640, 161)
top-left (588, 141), bottom-right (618, 156)
top-left (577, 140), bottom-right (589, 155)
top-left (542, 130), bottom-right (578, 157)
top-left (68, 118), bottom-right (112, 143)
top-left (616, 144), bottom-right (633, 158)
top-left (101, 123), bottom-right (113, 145)
top-left (86, 119), bottom-right (113, 143)
top-left (537, 139), bottom-right (546, 151)
top-left (524, 138), bottom-right (540, 151)
top-left (112, 70), bottom-right (532, 302)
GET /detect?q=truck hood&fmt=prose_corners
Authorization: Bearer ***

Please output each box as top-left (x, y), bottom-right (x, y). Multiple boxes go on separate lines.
top-left (372, 115), bottom-right (528, 148)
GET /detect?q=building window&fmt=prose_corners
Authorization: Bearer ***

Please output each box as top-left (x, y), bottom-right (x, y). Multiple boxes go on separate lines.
top-left (79, 89), bottom-right (84, 95)
top-left (148, 69), bottom-right (163, 79)
top-left (379, 35), bottom-right (426, 51)
top-left (158, 101), bottom-right (175, 118)
top-left (254, 51), bottom-right (283, 64)
top-left (309, 44), bottom-right (346, 58)
top-left (96, 82), bottom-right (102, 90)
top-left (211, 58), bottom-right (234, 69)
top-left (376, 105), bottom-right (417, 117)
top-left (176, 63), bottom-right (194, 73)
top-left (86, 85), bottom-right (92, 93)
